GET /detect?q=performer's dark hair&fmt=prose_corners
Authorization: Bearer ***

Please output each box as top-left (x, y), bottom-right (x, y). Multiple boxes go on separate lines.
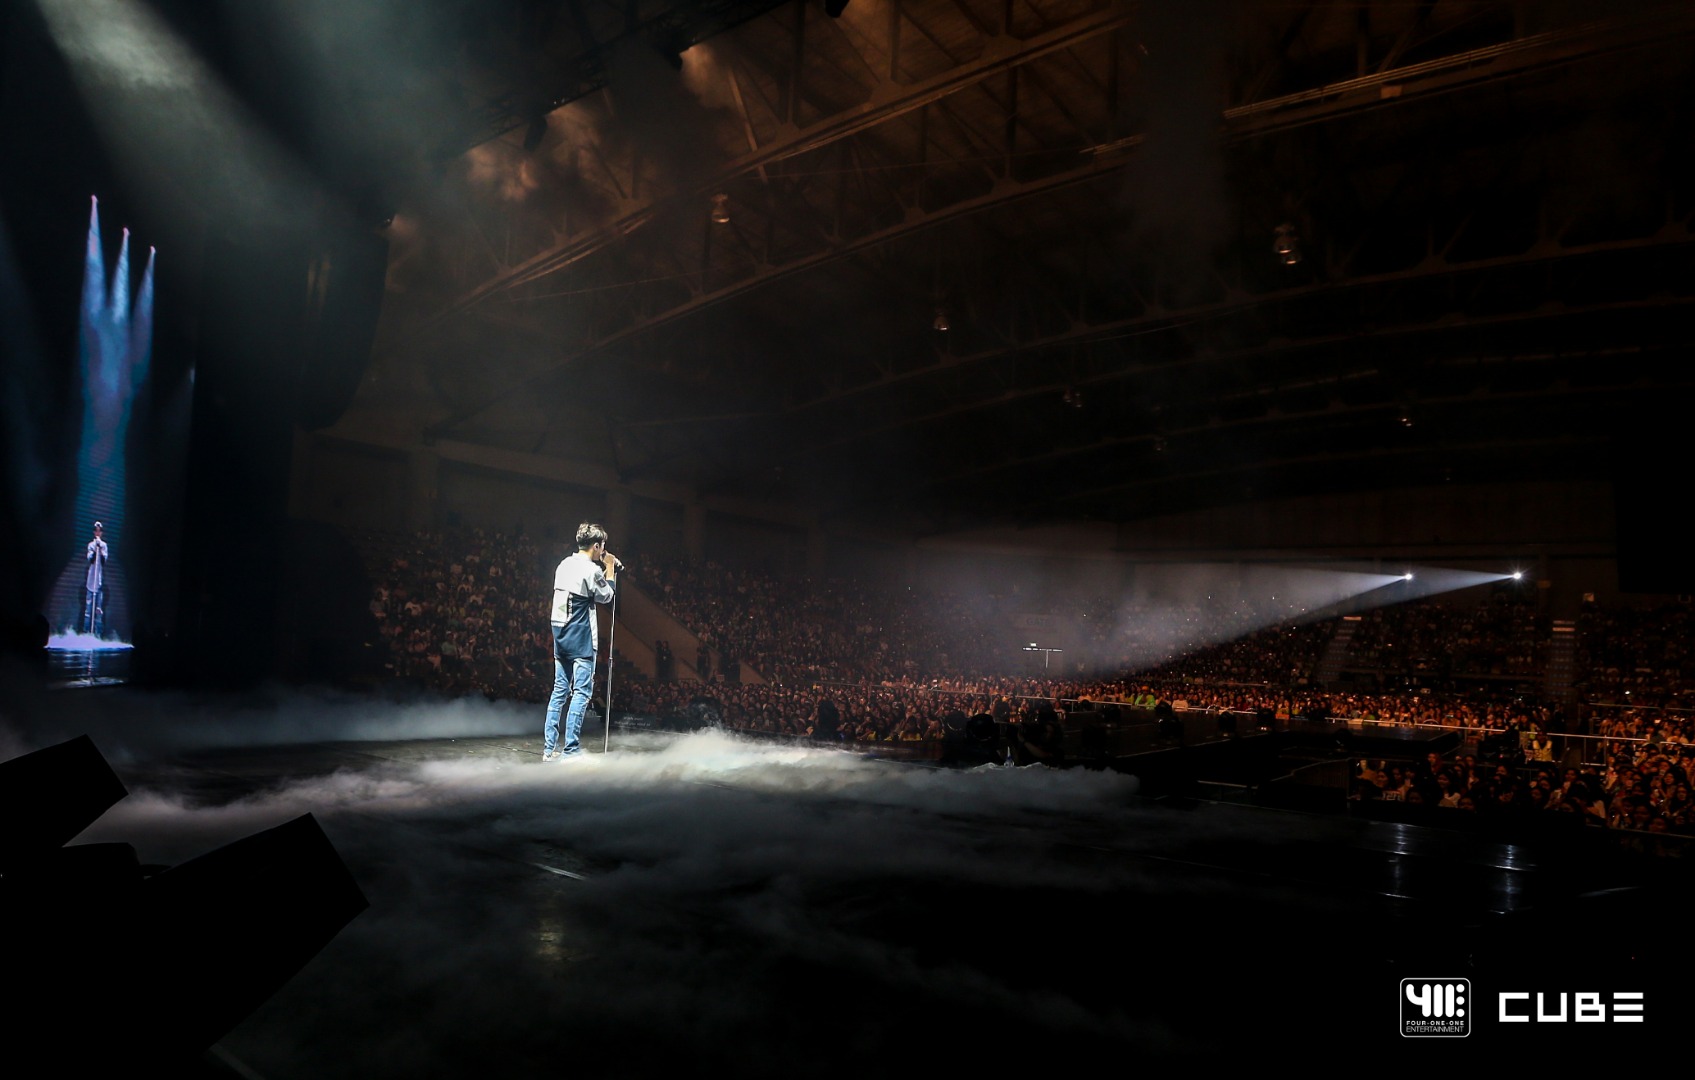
top-left (575, 522), bottom-right (608, 550)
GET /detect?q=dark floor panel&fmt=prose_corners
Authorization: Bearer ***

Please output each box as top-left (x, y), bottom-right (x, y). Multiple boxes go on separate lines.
top-left (28, 722), bottom-right (1688, 1073)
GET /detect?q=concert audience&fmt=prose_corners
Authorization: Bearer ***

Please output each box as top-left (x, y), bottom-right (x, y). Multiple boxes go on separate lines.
top-left (1574, 598), bottom-right (1695, 706)
top-left (1346, 589), bottom-right (1544, 686)
top-left (360, 527), bottom-right (555, 701)
top-left (354, 527), bottom-right (1694, 843)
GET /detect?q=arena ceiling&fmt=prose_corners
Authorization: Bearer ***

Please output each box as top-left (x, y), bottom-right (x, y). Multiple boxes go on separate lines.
top-left (344, 0), bottom-right (1695, 532)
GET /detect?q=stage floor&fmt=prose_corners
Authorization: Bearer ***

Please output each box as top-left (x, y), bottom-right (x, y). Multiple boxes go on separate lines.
top-left (60, 719), bottom-right (1693, 1073)
top-left (43, 640), bottom-right (132, 687)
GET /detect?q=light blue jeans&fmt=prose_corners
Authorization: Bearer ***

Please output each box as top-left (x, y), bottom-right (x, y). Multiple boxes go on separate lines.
top-left (544, 655), bottom-right (595, 756)
top-left (83, 587), bottom-right (104, 636)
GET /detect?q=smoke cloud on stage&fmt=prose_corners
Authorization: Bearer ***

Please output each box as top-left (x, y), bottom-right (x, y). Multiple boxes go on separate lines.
top-left (14, 707), bottom-right (1214, 1076)
top-left (0, 680), bottom-right (534, 763)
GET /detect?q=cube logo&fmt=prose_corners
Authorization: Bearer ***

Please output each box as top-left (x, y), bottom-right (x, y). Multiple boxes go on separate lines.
top-left (1401, 979), bottom-right (1470, 1037)
top-left (1497, 991), bottom-right (1644, 1023)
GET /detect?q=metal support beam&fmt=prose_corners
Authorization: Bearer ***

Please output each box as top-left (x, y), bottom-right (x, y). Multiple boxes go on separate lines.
top-left (423, 7), bottom-right (1695, 438)
top-left (438, 3), bottom-right (1138, 315)
top-left (795, 292), bottom-right (1694, 477)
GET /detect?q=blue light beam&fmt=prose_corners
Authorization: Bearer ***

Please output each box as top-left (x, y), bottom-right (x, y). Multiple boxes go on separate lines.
top-left (49, 197), bottom-right (155, 640)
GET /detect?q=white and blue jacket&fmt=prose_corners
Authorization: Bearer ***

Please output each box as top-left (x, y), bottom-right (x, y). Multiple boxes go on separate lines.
top-left (551, 551), bottom-right (616, 659)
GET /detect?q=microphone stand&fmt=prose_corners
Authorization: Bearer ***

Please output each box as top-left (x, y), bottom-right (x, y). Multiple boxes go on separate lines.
top-left (603, 565), bottom-right (622, 754)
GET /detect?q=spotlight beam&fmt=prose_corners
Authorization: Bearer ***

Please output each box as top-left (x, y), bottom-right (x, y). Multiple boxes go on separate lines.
top-left (34, 0), bottom-right (323, 226)
top-left (48, 199), bottom-right (155, 641)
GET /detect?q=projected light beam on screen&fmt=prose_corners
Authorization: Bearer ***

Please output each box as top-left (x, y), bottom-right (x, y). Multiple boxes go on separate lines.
top-left (50, 196), bottom-right (154, 644)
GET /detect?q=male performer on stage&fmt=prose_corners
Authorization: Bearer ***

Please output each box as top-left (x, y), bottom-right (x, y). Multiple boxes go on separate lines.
top-left (544, 522), bottom-right (619, 761)
top-left (83, 521), bottom-right (108, 636)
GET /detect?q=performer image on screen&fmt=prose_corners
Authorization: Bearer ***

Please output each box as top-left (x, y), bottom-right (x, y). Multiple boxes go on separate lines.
top-left (544, 522), bottom-right (619, 761)
top-left (83, 521), bottom-right (108, 636)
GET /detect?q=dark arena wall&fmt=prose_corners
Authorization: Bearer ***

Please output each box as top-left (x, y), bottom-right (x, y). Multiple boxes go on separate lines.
top-left (4, 2), bottom-right (1694, 1072)
top-left (295, 430), bottom-right (1621, 599)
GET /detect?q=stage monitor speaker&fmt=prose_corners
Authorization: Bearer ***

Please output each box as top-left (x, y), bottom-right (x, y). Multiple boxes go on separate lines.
top-left (3, 734), bottom-right (367, 1070)
top-left (132, 813), bottom-right (369, 1058)
top-left (12, 814), bottom-right (365, 1067)
top-left (0, 735), bottom-right (126, 870)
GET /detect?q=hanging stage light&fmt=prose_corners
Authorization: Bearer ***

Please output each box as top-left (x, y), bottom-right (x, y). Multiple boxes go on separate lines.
top-left (710, 193), bottom-right (731, 224)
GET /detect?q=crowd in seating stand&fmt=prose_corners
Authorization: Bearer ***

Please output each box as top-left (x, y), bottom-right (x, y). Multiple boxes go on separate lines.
top-left (354, 527), bottom-right (1695, 847)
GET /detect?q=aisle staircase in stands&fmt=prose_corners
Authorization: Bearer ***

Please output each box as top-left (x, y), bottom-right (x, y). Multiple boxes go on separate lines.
top-left (616, 580), bottom-right (766, 686)
top-left (1543, 619), bottom-right (1579, 703)
top-left (1314, 616), bottom-right (1361, 685)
